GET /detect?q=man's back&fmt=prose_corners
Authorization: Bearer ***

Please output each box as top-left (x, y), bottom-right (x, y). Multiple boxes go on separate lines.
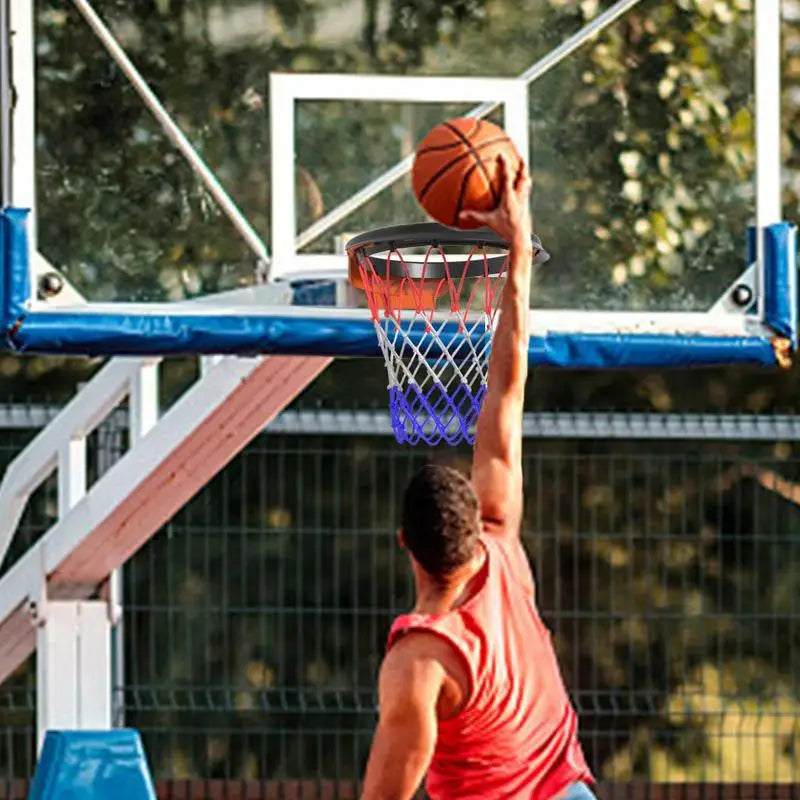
top-left (387, 535), bottom-right (592, 800)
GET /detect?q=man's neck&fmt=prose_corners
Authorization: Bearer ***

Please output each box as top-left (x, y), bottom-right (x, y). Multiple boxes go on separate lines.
top-left (412, 544), bottom-right (487, 615)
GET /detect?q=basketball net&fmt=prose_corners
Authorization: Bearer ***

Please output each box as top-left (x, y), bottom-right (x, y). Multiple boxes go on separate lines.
top-left (352, 243), bottom-right (507, 446)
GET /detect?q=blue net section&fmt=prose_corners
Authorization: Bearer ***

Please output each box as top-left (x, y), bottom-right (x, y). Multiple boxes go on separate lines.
top-left (349, 232), bottom-right (509, 446)
top-left (389, 382), bottom-right (487, 446)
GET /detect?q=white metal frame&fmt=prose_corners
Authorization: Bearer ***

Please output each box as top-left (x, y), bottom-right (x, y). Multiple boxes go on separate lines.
top-left (0, 0), bottom-right (11, 206)
top-left (0, 357), bottom-right (157, 744)
top-left (6, 0), bottom-right (780, 337)
top-left (9, 0), bottom-right (36, 266)
top-left (0, 353), bottom-right (331, 744)
top-left (269, 73), bottom-right (530, 280)
top-left (754, 0), bottom-right (783, 321)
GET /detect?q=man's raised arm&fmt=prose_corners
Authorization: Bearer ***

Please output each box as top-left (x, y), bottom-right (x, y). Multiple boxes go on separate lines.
top-left (459, 155), bottom-right (533, 538)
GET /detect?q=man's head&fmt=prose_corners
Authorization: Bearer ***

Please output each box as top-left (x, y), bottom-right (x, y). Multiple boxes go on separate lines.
top-left (400, 464), bottom-right (481, 580)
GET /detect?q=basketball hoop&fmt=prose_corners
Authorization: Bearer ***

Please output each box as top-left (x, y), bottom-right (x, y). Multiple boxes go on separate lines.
top-left (346, 223), bottom-right (549, 446)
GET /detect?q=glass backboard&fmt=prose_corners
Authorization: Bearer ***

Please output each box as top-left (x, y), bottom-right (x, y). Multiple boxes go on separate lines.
top-left (30, 0), bottom-right (755, 308)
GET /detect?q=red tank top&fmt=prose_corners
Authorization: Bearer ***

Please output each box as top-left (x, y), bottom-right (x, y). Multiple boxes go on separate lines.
top-left (387, 535), bottom-right (592, 800)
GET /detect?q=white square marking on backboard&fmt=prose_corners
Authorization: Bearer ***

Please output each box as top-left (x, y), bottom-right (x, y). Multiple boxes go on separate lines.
top-left (269, 73), bottom-right (529, 281)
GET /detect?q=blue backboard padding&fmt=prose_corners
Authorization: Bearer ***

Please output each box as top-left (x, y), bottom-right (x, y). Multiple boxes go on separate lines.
top-left (1, 207), bottom-right (30, 325)
top-left (0, 208), bottom-right (6, 322)
top-left (28, 729), bottom-right (156, 800)
top-left (531, 332), bottom-right (778, 368)
top-left (0, 207), bottom-right (789, 367)
top-left (5, 311), bottom-right (780, 366)
top-left (7, 310), bottom-right (390, 357)
top-left (763, 222), bottom-right (798, 346)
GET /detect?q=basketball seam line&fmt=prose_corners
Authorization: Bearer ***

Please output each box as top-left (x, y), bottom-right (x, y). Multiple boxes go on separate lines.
top-left (416, 135), bottom-right (511, 202)
top-left (416, 141), bottom-right (468, 155)
top-left (416, 119), bottom-right (484, 156)
top-left (443, 120), bottom-right (503, 207)
top-left (454, 162), bottom-right (480, 227)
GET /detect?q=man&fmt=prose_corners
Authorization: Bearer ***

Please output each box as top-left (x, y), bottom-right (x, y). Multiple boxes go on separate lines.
top-left (360, 155), bottom-right (596, 800)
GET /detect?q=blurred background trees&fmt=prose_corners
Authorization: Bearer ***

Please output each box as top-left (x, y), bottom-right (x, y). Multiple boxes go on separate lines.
top-left (1, 0), bottom-right (799, 787)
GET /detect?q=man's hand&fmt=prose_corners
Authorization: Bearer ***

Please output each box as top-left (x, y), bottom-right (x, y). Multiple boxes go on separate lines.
top-left (458, 154), bottom-right (533, 246)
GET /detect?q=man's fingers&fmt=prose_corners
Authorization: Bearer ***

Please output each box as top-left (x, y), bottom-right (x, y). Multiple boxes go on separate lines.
top-left (513, 159), bottom-right (532, 195)
top-left (495, 153), bottom-right (514, 199)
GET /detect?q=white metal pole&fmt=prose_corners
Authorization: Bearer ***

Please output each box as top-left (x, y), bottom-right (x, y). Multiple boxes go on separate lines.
top-left (57, 438), bottom-right (87, 518)
top-left (270, 75), bottom-right (296, 272)
top-left (9, 0), bottom-right (36, 240)
top-left (0, 0), bottom-right (12, 206)
top-left (76, 601), bottom-right (112, 729)
top-left (503, 82), bottom-right (531, 174)
top-left (37, 601), bottom-right (112, 750)
top-left (37, 602), bottom-right (79, 749)
top-left (129, 359), bottom-right (159, 442)
top-left (111, 358), bottom-right (159, 725)
top-left (754, 0), bottom-right (782, 319)
top-left (71, 0), bottom-right (270, 269)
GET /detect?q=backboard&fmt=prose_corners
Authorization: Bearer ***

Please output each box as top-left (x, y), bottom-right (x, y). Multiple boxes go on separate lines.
top-left (0, 0), bottom-right (796, 367)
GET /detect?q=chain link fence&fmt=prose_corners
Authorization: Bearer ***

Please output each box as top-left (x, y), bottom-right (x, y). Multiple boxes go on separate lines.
top-left (1, 406), bottom-right (799, 797)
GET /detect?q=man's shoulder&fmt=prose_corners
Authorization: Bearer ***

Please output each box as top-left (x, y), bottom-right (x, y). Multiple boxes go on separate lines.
top-left (389, 627), bottom-right (464, 665)
top-left (385, 630), bottom-right (471, 719)
top-left (384, 630), bottom-right (467, 691)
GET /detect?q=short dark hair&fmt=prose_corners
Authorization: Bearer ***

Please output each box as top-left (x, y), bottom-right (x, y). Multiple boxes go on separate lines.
top-left (401, 464), bottom-right (480, 578)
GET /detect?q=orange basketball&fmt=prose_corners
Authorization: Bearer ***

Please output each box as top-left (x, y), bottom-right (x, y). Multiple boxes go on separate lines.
top-left (411, 118), bottom-right (521, 229)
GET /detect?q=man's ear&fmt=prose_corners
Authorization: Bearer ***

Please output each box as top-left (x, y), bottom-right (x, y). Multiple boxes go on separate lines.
top-left (397, 529), bottom-right (406, 549)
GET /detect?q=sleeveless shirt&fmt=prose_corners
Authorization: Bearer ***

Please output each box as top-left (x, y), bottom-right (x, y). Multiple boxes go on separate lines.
top-left (387, 535), bottom-right (593, 800)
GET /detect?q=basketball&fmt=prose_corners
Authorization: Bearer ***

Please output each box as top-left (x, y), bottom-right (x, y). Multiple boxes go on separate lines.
top-left (411, 118), bottom-right (521, 229)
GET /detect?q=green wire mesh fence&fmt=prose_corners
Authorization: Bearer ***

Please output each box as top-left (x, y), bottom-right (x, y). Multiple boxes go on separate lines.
top-left (1, 410), bottom-right (799, 797)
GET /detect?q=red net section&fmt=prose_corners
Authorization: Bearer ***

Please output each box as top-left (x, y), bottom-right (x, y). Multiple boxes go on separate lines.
top-left (349, 243), bottom-right (508, 446)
